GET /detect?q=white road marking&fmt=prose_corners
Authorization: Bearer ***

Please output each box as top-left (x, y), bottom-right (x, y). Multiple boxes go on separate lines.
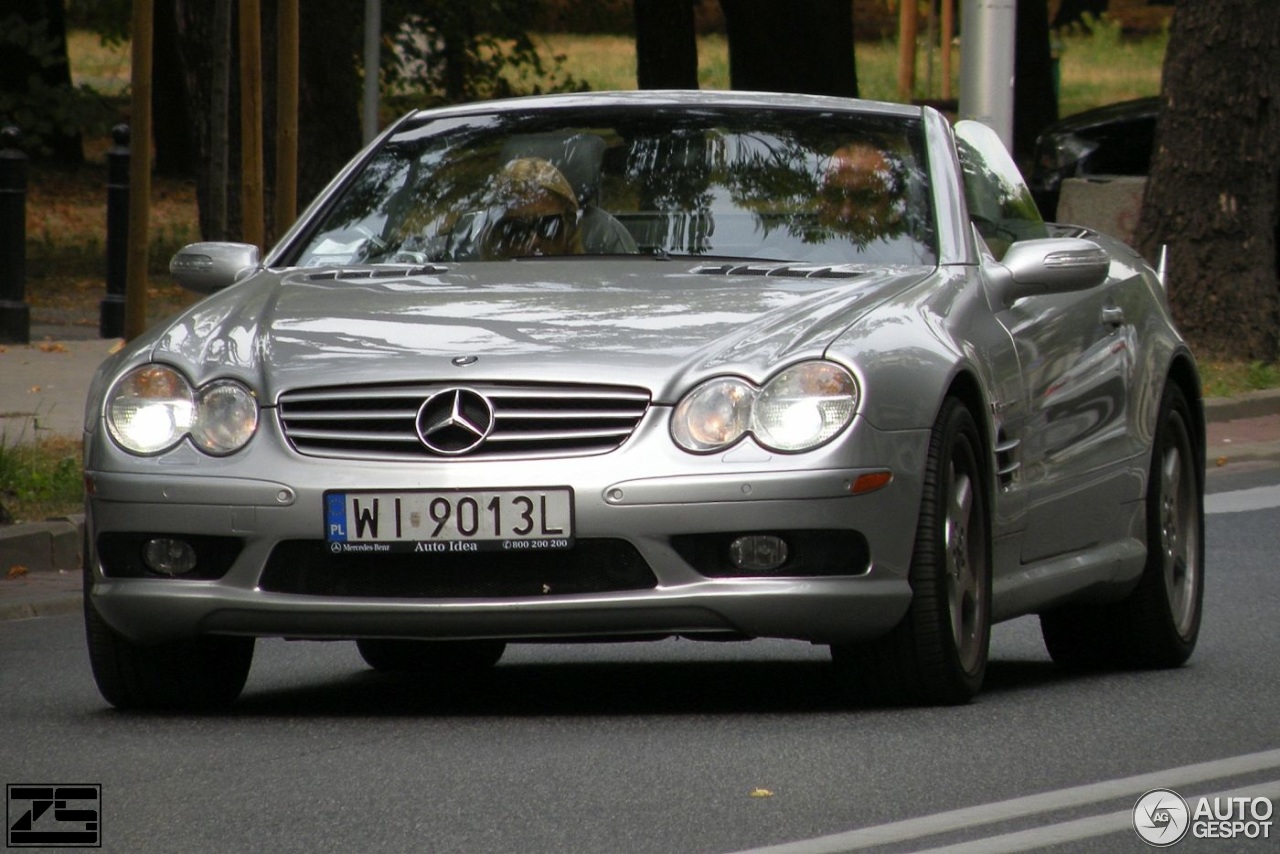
top-left (913, 779), bottom-right (1280, 854)
top-left (1206, 484), bottom-right (1280, 514)
top-left (735, 748), bottom-right (1280, 854)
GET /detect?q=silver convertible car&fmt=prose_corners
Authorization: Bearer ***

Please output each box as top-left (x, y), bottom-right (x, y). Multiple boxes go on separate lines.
top-left (83, 91), bottom-right (1204, 709)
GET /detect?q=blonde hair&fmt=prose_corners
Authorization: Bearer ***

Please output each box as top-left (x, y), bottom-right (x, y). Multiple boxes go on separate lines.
top-left (492, 157), bottom-right (578, 212)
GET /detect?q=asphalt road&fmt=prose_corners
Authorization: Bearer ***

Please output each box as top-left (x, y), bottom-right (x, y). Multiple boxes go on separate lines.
top-left (3, 466), bottom-right (1278, 853)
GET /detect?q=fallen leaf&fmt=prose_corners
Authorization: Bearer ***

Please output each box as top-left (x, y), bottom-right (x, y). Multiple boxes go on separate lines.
top-left (37, 342), bottom-right (69, 354)
top-left (28, 385), bottom-right (42, 394)
top-left (7, 565), bottom-right (29, 579)
top-left (749, 788), bottom-right (774, 798)
top-left (1216, 457), bottom-right (1228, 467)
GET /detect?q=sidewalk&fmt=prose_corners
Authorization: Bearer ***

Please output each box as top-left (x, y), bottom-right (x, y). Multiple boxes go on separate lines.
top-left (2, 331), bottom-right (1280, 622)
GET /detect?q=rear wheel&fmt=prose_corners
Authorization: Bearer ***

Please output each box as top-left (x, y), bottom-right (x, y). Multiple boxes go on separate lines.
top-left (356, 639), bottom-right (506, 673)
top-left (1040, 382), bottom-right (1203, 669)
top-left (832, 397), bottom-right (991, 705)
top-left (85, 596), bottom-right (253, 711)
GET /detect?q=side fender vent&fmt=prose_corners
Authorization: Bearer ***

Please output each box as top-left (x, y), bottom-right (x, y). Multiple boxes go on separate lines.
top-left (995, 432), bottom-right (1021, 489)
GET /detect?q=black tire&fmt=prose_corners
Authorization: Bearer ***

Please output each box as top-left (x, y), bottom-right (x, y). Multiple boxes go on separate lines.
top-left (355, 638), bottom-right (506, 673)
top-left (84, 596), bottom-right (253, 711)
top-left (1040, 382), bottom-right (1203, 669)
top-left (832, 397), bottom-right (992, 705)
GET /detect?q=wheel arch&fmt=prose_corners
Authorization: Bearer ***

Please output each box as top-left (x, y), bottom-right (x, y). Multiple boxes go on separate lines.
top-left (1164, 350), bottom-right (1206, 474)
top-left (940, 368), bottom-right (996, 494)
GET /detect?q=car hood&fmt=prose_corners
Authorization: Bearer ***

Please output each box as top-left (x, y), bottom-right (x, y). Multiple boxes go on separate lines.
top-left (144, 261), bottom-right (932, 403)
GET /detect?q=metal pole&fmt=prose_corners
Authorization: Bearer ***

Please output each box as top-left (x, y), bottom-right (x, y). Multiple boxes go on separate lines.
top-left (959, 0), bottom-right (1017, 151)
top-left (100, 125), bottom-right (129, 339)
top-left (0, 126), bottom-right (31, 345)
top-left (363, 0), bottom-right (382, 145)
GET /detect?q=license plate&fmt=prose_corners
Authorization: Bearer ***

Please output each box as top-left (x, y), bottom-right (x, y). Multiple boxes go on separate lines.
top-left (324, 488), bottom-right (574, 554)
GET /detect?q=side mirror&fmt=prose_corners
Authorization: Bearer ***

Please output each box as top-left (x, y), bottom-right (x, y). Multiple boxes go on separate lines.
top-left (170, 242), bottom-right (261, 293)
top-left (993, 237), bottom-right (1110, 306)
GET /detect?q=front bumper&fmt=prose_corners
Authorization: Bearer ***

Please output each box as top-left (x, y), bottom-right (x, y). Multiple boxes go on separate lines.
top-left (85, 413), bottom-right (930, 646)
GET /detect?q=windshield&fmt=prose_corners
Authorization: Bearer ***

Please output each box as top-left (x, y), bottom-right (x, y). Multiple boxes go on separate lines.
top-left (288, 105), bottom-right (937, 268)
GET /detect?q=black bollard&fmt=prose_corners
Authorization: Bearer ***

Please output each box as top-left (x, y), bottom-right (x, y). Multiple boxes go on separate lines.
top-left (0, 126), bottom-right (30, 345)
top-left (100, 124), bottom-right (129, 338)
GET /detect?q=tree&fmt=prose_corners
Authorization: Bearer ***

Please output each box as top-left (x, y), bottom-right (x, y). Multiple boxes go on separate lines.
top-left (0, 0), bottom-right (93, 163)
top-left (1013, 0), bottom-right (1058, 162)
top-left (720, 0), bottom-right (857, 97)
top-left (1133, 0), bottom-right (1280, 362)
top-left (382, 0), bottom-right (586, 107)
top-left (634, 0), bottom-right (699, 89)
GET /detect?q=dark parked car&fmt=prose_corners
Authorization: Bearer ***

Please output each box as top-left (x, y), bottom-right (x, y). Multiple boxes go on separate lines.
top-left (1029, 96), bottom-right (1159, 219)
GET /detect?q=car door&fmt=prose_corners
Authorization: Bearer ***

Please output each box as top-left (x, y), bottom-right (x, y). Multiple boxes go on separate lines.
top-left (955, 121), bottom-right (1136, 565)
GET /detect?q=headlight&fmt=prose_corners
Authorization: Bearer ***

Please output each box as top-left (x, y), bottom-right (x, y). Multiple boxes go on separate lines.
top-left (192, 380), bottom-right (259, 455)
top-left (105, 366), bottom-right (258, 456)
top-left (106, 366), bottom-right (196, 454)
top-left (672, 362), bottom-right (857, 453)
top-left (671, 377), bottom-right (754, 451)
top-left (752, 362), bottom-right (857, 451)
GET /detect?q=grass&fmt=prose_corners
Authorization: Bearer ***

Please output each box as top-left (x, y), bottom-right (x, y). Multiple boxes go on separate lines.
top-left (25, 165), bottom-right (201, 331)
top-left (1200, 362), bottom-right (1280, 400)
top-left (0, 434), bottom-right (83, 525)
top-left (533, 17), bottom-right (1165, 113)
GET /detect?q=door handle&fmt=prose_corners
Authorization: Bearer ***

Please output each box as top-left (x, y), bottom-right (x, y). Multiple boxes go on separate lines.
top-left (1101, 306), bottom-right (1125, 328)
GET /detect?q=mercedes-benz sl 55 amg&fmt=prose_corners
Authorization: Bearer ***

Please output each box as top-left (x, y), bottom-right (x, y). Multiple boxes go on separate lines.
top-left (82, 91), bottom-right (1204, 709)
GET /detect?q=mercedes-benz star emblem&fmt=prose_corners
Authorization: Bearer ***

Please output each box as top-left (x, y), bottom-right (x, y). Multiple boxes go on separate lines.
top-left (416, 388), bottom-right (495, 455)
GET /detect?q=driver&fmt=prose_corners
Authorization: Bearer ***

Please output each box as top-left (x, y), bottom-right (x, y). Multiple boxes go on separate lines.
top-left (817, 142), bottom-right (905, 241)
top-left (479, 157), bottom-right (584, 260)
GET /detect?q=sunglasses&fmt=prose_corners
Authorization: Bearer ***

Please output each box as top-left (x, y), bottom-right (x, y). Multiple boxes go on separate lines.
top-left (492, 213), bottom-right (571, 246)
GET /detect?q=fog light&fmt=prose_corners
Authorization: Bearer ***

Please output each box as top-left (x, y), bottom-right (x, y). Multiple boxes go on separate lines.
top-left (729, 535), bottom-right (789, 572)
top-left (142, 538), bottom-right (199, 576)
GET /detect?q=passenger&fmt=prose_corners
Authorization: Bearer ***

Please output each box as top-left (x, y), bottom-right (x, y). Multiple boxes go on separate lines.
top-left (479, 157), bottom-right (583, 260)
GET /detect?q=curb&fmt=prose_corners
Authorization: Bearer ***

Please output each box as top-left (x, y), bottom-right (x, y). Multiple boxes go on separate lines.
top-left (1203, 388), bottom-right (1280, 422)
top-left (0, 514), bottom-right (84, 621)
top-left (0, 514), bottom-right (84, 573)
top-left (0, 587), bottom-right (81, 622)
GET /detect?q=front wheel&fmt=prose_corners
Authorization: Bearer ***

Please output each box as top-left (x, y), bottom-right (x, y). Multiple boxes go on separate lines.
top-left (1040, 382), bottom-right (1204, 669)
top-left (832, 397), bottom-right (992, 705)
top-left (85, 596), bottom-right (253, 711)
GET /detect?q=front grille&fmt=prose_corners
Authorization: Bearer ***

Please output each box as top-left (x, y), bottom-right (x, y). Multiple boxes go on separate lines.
top-left (259, 539), bottom-right (658, 598)
top-left (277, 382), bottom-right (650, 461)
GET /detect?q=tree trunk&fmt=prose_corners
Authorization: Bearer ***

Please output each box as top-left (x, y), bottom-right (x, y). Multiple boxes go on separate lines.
top-left (153, 0), bottom-right (198, 177)
top-left (174, 0), bottom-right (362, 242)
top-left (176, 0), bottom-right (242, 241)
top-left (635, 0), bottom-right (698, 89)
top-left (296, 0), bottom-right (363, 205)
top-left (1133, 0), bottom-right (1280, 362)
top-left (1013, 0), bottom-right (1058, 163)
top-left (721, 0), bottom-right (857, 98)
